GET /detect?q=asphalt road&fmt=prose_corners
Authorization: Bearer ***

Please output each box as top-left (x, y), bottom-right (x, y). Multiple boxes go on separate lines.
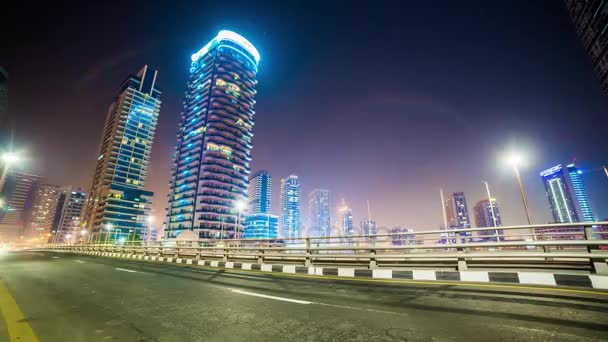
top-left (0, 252), bottom-right (607, 342)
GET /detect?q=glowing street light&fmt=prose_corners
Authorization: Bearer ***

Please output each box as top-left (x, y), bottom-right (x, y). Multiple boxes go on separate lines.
top-left (1, 152), bottom-right (20, 164)
top-left (504, 151), bottom-right (533, 227)
top-left (0, 151), bottom-right (22, 193)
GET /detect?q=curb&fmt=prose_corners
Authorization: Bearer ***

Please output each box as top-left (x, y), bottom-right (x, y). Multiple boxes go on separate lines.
top-left (65, 250), bottom-right (608, 290)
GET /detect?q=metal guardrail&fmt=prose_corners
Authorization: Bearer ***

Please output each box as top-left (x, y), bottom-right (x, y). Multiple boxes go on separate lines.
top-left (32, 222), bottom-right (608, 274)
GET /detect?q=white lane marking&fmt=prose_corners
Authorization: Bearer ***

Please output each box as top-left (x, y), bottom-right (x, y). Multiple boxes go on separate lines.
top-left (52, 256), bottom-right (60, 259)
top-left (231, 289), bottom-right (312, 304)
top-left (115, 267), bottom-right (138, 273)
top-left (315, 302), bottom-right (409, 317)
top-left (74, 260), bottom-right (86, 263)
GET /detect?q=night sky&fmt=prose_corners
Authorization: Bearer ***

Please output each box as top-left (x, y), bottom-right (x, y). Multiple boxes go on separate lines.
top-left (2, 0), bottom-right (608, 230)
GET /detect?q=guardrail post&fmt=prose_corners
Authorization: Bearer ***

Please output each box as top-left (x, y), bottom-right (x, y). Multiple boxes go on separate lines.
top-left (304, 238), bottom-right (312, 267)
top-left (369, 248), bottom-right (377, 269)
top-left (257, 247), bottom-right (264, 264)
top-left (585, 226), bottom-right (608, 275)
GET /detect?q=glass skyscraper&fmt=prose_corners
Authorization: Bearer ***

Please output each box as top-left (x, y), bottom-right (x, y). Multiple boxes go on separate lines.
top-left (280, 175), bottom-right (301, 239)
top-left (445, 192), bottom-right (472, 243)
top-left (566, 163), bottom-right (595, 222)
top-left (540, 163), bottom-right (594, 223)
top-left (565, 0), bottom-right (608, 96)
top-left (82, 66), bottom-right (161, 241)
top-left (337, 199), bottom-right (354, 237)
top-left (473, 198), bottom-right (503, 241)
top-left (540, 164), bottom-right (579, 223)
top-left (0, 171), bottom-right (42, 242)
top-left (29, 183), bottom-right (61, 239)
top-left (247, 170), bottom-right (270, 214)
top-left (244, 170), bottom-right (278, 239)
top-left (308, 189), bottom-right (330, 238)
top-left (165, 30), bottom-right (260, 239)
top-left (52, 187), bottom-right (86, 243)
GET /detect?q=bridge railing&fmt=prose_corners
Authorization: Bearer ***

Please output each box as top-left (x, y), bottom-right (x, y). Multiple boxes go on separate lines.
top-left (36, 221), bottom-right (608, 274)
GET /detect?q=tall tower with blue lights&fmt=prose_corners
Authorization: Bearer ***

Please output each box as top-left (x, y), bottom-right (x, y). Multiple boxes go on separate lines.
top-left (244, 170), bottom-right (278, 239)
top-left (280, 175), bottom-right (301, 239)
top-left (82, 66), bottom-right (161, 241)
top-left (540, 164), bottom-right (580, 223)
top-left (566, 163), bottom-right (595, 222)
top-left (165, 30), bottom-right (260, 239)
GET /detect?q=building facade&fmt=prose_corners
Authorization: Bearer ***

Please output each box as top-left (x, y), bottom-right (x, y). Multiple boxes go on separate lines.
top-left (165, 30), bottom-right (260, 240)
top-left (28, 184), bottom-right (61, 240)
top-left (566, 163), bottom-right (595, 222)
top-left (337, 199), bottom-right (354, 237)
top-left (52, 187), bottom-right (86, 243)
top-left (0, 171), bottom-right (42, 242)
top-left (360, 219), bottom-right (377, 237)
top-left (308, 189), bottom-right (331, 238)
top-left (247, 170), bottom-right (270, 214)
top-left (280, 175), bottom-right (301, 239)
top-left (445, 192), bottom-right (472, 242)
top-left (243, 214), bottom-right (278, 239)
top-left (243, 170), bottom-right (278, 239)
top-left (81, 66), bottom-right (161, 241)
top-left (473, 198), bottom-right (503, 241)
top-left (565, 0), bottom-right (608, 96)
top-left (540, 164), bottom-right (580, 223)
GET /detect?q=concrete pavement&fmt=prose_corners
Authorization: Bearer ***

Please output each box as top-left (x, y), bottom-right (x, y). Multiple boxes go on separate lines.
top-left (0, 251), bottom-right (607, 341)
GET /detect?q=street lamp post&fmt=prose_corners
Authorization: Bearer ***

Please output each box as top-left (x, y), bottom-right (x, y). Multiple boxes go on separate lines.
top-left (506, 153), bottom-right (534, 240)
top-left (234, 200), bottom-right (247, 248)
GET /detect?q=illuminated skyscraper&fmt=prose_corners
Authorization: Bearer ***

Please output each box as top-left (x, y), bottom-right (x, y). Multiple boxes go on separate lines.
top-left (541, 164), bottom-right (579, 223)
top-left (445, 192), bottom-right (471, 242)
top-left (0, 171), bottom-right (42, 242)
top-left (564, 0), bottom-right (608, 96)
top-left (308, 189), bottom-right (330, 237)
top-left (165, 31), bottom-right (260, 239)
top-left (51, 187), bottom-right (86, 243)
top-left (540, 163), bottom-right (594, 223)
top-left (248, 170), bottom-right (270, 214)
top-left (29, 184), bottom-right (61, 239)
top-left (81, 66), bottom-right (161, 241)
top-left (473, 198), bottom-right (503, 241)
top-left (337, 199), bottom-right (354, 236)
top-left (566, 163), bottom-right (595, 222)
top-left (361, 219), bottom-right (377, 237)
top-left (280, 175), bottom-right (301, 239)
top-left (244, 170), bottom-right (278, 239)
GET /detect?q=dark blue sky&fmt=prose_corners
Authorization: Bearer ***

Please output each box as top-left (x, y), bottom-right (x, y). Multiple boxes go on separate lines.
top-left (3, 0), bottom-right (607, 230)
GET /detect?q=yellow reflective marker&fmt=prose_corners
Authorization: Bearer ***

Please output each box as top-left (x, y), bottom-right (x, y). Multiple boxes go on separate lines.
top-left (0, 280), bottom-right (38, 342)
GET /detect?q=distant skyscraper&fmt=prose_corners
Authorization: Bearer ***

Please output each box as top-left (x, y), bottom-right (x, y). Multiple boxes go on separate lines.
top-left (52, 187), bottom-right (86, 243)
top-left (566, 163), bottom-right (595, 222)
top-left (390, 226), bottom-right (418, 246)
top-left (248, 170), bottom-right (271, 214)
top-left (29, 184), bottom-right (61, 239)
top-left (337, 199), bottom-right (354, 236)
top-left (541, 164), bottom-right (579, 223)
top-left (280, 175), bottom-right (301, 239)
top-left (564, 0), bottom-right (608, 96)
top-left (81, 66), bottom-right (161, 241)
top-left (360, 219), bottom-right (377, 237)
top-left (0, 171), bottom-right (42, 242)
top-left (244, 170), bottom-right (277, 239)
top-left (165, 30), bottom-right (260, 240)
top-left (473, 198), bottom-right (503, 241)
top-left (445, 192), bottom-right (471, 242)
top-left (308, 189), bottom-right (331, 238)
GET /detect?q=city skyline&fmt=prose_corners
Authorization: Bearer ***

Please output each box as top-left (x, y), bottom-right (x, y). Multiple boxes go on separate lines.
top-left (2, 1), bottom-right (608, 233)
